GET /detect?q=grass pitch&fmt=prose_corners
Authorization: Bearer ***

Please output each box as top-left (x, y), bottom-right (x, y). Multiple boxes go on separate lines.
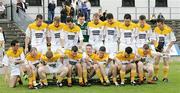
top-left (0, 62), bottom-right (180, 93)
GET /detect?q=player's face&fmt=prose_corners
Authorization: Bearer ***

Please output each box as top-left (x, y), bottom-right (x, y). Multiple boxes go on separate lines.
top-left (54, 21), bottom-right (59, 27)
top-left (143, 49), bottom-right (150, 55)
top-left (107, 18), bottom-right (113, 24)
top-left (46, 54), bottom-right (53, 59)
top-left (99, 51), bottom-right (105, 58)
top-left (67, 22), bottom-right (74, 29)
top-left (72, 51), bottom-right (77, 57)
top-left (124, 52), bottom-right (130, 58)
top-left (124, 19), bottom-right (131, 26)
top-left (12, 43), bottom-right (20, 52)
top-left (139, 20), bottom-right (146, 27)
top-left (36, 18), bottom-right (43, 27)
top-left (31, 50), bottom-right (37, 58)
top-left (93, 16), bottom-right (99, 24)
top-left (157, 22), bottom-right (164, 30)
top-left (86, 46), bottom-right (92, 54)
top-left (78, 17), bottom-right (85, 24)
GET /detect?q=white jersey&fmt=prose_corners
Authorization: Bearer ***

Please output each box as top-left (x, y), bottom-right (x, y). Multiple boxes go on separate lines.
top-left (2, 48), bottom-right (25, 76)
top-left (152, 25), bottom-right (176, 51)
top-left (119, 29), bottom-right (136, 44)
top-left (62, 25), bottom-right (83, 49)
top-left (104, 27), bottom-right (118, 42)
top-left (89, 27), bottom-right (103, 43)
top-left (135, 23), bottom-right (152, 47)
top-left (26, 22), bottom-right (48, 47)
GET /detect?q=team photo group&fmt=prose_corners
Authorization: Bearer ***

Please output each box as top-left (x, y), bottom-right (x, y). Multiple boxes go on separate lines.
top-left (1, 11), bottom-right (176, 89)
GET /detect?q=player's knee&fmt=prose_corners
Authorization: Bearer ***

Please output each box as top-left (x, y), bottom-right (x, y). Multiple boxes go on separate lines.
top-left (137, 62), bottom-right (143, 67)
top-left (64, 67), bottom-right (69, 74)
top-left (38, 67), bottom-right (45, 74)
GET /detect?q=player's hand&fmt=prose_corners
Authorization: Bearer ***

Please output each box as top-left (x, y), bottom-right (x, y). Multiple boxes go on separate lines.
top-left (165, 49), bottom-right (170, 54)
top-left (25, 47), bottom-right (28, 54)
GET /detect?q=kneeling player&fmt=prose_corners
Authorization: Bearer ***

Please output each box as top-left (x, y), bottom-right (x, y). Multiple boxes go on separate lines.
top-left (115, 47), bottom-right (136, 86)
top-left (3, 40), bottom-right (26, 88)
top-left (136, 44), bottom-right (157, 84)
top-left (38, 50), bottom-right (68, 87)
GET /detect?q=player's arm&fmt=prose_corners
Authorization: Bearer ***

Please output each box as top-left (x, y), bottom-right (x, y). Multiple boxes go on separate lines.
top-left (60, 31), bottom-right (65, 48)
top-left (25, 27), bottom-right (31, 53)
top-left (79, 30), bottom-right (84, 49)
top-left (46, 27), bottom-right (51, 45)
top-left (166, 31), bottom-right (176, 53)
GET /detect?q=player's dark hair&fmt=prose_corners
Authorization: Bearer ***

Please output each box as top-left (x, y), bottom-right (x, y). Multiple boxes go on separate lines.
top-left (125, 47), bottom-right (133, 54)
top-left (71, 46), bottom-right (78, 52)
top-left (143, 44), bottom-right (149, 50)
top-left (66, 17), bottom-right (73, 23)
top-left (35, 14), bottom-right (43, 20)
top-left (156, 18), bottom-right (165, 24)
top-left (124, 13), bottom-right (131, 20)
top-left (106, 13), bottom-right (114, 19)
top-left (77, 13), bottom-right (85, 18)
top-left (11, 40), bottom-right (19, 47)
top-left (86, 44), bottom-right (92, 48)
top-left (139, 15), bottom-right (146, 20)
top-left (99, 46), bottom-right (106, 52)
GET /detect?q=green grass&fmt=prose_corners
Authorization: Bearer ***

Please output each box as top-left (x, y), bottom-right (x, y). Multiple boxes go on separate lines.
top-left (0, 62), bottom-right (180, 93)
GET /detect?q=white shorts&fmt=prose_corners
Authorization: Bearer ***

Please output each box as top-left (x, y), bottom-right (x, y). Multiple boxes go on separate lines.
top-left (46, 63), bottom-right (63, 74)
top-left (10, 66), bottom-right (20, 76)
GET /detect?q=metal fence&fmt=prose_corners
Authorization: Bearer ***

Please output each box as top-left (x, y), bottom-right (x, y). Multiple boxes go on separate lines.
top-left (5, 4), bottom-right (34, 31)
top-left (117, 7), bottom-right (180, 20)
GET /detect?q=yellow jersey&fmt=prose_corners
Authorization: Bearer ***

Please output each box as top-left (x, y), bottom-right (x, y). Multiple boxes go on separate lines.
top-left (93, 53), bottom-right (109, 62)
top-left (41, 53), bottom-right (61, 62)
top-left (26, 22), bottom-right (48, 46)
top-left (64, 49), bottom-right (83, 60)
top-left (116, 51), bottom-right (135, 61)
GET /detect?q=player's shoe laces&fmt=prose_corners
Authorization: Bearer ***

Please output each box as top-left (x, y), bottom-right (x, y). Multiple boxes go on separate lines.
top-left (153, 76), bottom-right (159, 81)
top-left (162, 78), bottom-right (168, 82)
top-left (114, 82), bottom-right (119, 86)
top-left (120, 82), bottom-right (125, 86)
top-left (56, 82), bottom-right (63, 87)
top-left (130, 81), bottom-right (136, 86)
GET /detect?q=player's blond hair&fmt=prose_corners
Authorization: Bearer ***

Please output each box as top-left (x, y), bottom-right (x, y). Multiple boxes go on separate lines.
top-left (54, 16), bottom-right (60, 23)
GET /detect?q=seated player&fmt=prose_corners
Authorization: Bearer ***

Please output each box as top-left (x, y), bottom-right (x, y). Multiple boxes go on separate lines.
top-left (63, 46), bottom-right (84, 87)
top-left (82, 44), bottom-right (97, 85)
top-left (94, 46), bottom-right (118, 86)
top-left (25, 47), bottom-right (42, 89)
top-left (136, 44), bottom-right (157, 84)
top-left (115, 47), bottom-right (136, 86)
top-left (38, 50), bottom-right (68, 87)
